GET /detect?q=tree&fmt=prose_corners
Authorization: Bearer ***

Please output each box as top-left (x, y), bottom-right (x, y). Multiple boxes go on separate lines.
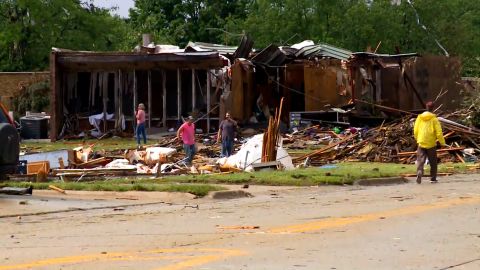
top-left (129, 0), bottom-right (249, 47)
top-left (0, 0), bottom-right (129, 71)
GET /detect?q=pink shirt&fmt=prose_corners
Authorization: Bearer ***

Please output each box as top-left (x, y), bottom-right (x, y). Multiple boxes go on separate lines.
top-left (179, 122), bottom-right (195, 145)
top-left (136, 110), bottom-right (145, 124)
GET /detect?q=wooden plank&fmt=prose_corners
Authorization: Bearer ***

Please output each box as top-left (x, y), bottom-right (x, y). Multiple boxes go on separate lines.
top-left (294, 133), bottom-right (359, 161)
top-left (206, 70), bottom-right (211, 132)
top-left (162, 70), bottom-right (167, 128)
top-left (396, 147), bottom-right (465, 157)
top-left (102, 72), bottom-right (108, 133)
top-left (455, 152), bottom-right (465, 163)
top-left (177, 69), bottom-right (182, 120)
top-left (148, 70), bottom-right (152, 128)
top-left (114, 70), bottom-right (119, 130)
top-left (133, 69), bottom-right (138, 131)
top-left (50, 52), bottom-right (61, 141)
top-left (49, 185), bottom-right (66, 194)
top-left (192, 69), bottom-right (196, 111)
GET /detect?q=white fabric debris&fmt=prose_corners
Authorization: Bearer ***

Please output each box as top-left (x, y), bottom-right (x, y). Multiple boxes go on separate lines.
top-left (105, 159), bottom-right (137, 169)
top-left (88, 113), bottom-right (125, 134)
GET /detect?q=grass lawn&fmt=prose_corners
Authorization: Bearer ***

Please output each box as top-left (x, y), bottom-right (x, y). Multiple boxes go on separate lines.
top-left (12, 139), bottom-right (476, 195)
top-left (0, 181), bottom-right (224, 197)
top-left (161, 162), bottom-right (472, 186)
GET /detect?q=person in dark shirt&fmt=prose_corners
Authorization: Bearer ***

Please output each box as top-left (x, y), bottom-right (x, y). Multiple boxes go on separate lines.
top-left (217, 112), bottom-right (237, 157)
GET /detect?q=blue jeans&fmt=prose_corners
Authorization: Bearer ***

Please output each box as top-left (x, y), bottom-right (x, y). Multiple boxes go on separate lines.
top-left (183, 144), bottom-right (196, 165)
top-left (221, 139), bottom-right (234, 157)
top-left (136, 123), bottom-right (146, 145)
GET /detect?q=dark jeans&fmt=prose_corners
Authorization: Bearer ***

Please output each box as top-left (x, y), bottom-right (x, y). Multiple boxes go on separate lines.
top-left (136, 123), bottom-right (146, 145)
top-left (221, 139), bottom-right (234, 157)
top-left (416, 146), bottom-right (438, 181)
top-left (183, 144), bottom-right (196, 165)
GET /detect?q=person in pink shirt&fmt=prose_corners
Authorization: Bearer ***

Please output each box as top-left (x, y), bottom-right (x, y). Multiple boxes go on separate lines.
top-left (177, 116), bottom-right (196, 165)
top-left (136, 103), bottom-right (146, 147)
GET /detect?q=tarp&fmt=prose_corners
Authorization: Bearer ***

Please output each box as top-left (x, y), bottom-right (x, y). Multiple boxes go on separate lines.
top-left (218, 134), bottom-right (294, 171)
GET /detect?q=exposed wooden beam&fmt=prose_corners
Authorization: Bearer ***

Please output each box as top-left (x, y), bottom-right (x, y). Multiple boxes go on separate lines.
top-left (148, 70), bottom-right (152, 128)
top-left (133, 70), bottom-right (137, 131)
top-left (177, 69), bottom-right (182, 120)
top-left (192, 69), bottom-right (196, 112)
top-left (162, 70), bottom-right (167, 129)
top-left (49, 52), bottom-right (60, 141)
top-left (56, 52), bottom-right (225, 71)
top-left (207, 70), bottom-right (211, 132)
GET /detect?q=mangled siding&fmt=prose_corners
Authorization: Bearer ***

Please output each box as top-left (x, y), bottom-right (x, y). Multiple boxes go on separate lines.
top-left (228, 60), bottom-right (254, 121)
top-left (403, 55), bottom-right (463, 111)
top-left (351, 54), bottom-right (462, 115)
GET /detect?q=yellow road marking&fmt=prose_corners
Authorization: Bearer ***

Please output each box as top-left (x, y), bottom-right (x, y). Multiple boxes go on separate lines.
top-left (0, 248), bottom-right (246, 270)
top-left (269, 196), bottom-right (480, 234)
top-left (2, 196), bottom-right (478, 269)
top-left (155, 248), bottom-right (247, 270)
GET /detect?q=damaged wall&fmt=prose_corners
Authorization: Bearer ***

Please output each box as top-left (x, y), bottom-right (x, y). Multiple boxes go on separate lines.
top-left (404, 55), bottom-right (463, 111)
top-left (304, 60), bottom-right (351, 111)
top-left (351, 55), bottom-right (463, 115)
top-left (228, 60), bottom-right (254, 121)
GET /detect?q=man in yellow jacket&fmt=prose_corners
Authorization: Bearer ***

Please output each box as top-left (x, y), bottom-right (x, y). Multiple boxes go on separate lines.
top-left (414, 101), bottom-right (446, 184)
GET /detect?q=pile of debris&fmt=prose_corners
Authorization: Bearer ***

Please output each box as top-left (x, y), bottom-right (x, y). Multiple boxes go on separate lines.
top-left (10, 104), bottom-right (480, 183)
top-left (290, 115), bottom-right (480, 166)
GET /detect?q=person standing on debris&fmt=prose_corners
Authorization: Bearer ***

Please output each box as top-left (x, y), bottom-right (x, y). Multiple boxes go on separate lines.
top-left (177, 116), bottom-right (196, 165)
top-left (217, 112), bottom-right (238, 157)
top-left (136, 103), bottom-right (147, 147)
top-left (414, 101), bottom-right (446, 184)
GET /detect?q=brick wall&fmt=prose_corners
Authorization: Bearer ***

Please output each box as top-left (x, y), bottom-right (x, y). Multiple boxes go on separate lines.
top-left (0, 72), bottom-right (49, 109)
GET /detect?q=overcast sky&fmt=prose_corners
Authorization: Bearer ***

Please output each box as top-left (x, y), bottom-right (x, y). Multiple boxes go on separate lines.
top-left (92, 0), bottom-right (135, 18)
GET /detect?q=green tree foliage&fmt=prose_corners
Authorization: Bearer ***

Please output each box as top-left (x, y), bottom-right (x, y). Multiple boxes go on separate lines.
top-left (0, 0), bottom-right (128, 71)
top-left (129, 0), bottom-right (249, 46)
top-left (1, 0), bottom-right (479, 76)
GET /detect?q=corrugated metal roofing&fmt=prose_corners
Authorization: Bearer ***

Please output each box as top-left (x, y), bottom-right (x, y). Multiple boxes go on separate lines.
top-left (251, 44), bottom-right (286, 66)
top-left (295, 43), bottom-right (352, 61)
top-left (186, 42), bottom-right (238, 54)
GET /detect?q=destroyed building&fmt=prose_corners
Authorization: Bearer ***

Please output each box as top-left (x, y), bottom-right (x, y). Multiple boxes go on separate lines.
top-left (49, 36), bottom-right (464, 141)
top-left (350, 53), bottom-right (463, 117)
top-left (49, 45), bottom-right (227, 141)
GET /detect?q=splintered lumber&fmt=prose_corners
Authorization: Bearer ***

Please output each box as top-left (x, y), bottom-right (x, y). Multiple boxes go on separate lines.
top-left (293, 133), bottom-right (359, 162)
top-left (75, 157), bottom-right (109, 169)
top-left (395, 147), bottom-right (465, 157)
top-left (48, 185), bottom-right (66, 194)
top-left (454, 152), bottom-right (465, 163)
top-left (262, 97), bottom-right (284, 162)
top-left (53, 168), bottom-right (136, 177)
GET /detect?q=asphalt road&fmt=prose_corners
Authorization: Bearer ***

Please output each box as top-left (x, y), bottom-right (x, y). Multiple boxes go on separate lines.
top-left (1, 174), bottom-right (479, 270)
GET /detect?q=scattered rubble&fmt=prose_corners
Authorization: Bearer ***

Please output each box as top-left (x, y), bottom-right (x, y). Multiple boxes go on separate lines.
top-left (8, 104), bottom-right (480, 183)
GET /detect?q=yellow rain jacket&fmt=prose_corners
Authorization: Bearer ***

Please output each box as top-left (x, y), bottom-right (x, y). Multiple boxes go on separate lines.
top-left (414, 111), bottom-right (446, 149)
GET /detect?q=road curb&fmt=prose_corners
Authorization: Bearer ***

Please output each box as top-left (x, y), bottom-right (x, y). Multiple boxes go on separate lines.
top-left (354, 177), bottom-right (408, 186)
top-left (209, 190), bottom-right (253, 199)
